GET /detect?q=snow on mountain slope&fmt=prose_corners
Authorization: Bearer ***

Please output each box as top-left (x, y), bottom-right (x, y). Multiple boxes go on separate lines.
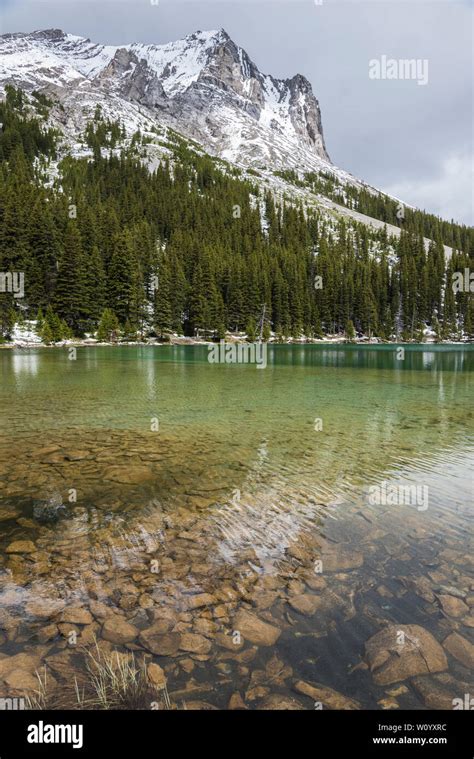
top-left (0, 27), bottom-right (455, 259)
top-left (0, 27), bottom-right (336, 174)
top-left (0, 29), bottom-right (116, 84)
top-left (127, 30), bottom-right (229, 96)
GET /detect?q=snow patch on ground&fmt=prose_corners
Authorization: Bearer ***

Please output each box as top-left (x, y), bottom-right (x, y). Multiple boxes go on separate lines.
top-left (11, 321), bottom-right (42, 345)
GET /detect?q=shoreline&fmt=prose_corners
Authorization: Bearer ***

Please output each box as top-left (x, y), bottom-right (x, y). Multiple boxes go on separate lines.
top-left (1, 337), bottom-right (472, 349)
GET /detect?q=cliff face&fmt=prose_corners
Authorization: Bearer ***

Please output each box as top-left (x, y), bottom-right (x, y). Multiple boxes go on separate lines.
top-left (0, 28), bottom-right (331, 169)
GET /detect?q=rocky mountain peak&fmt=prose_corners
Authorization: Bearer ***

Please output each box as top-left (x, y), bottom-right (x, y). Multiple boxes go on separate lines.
top-left (0, 27), bottom-right (332, 168)
top-left (29, 28), bottom-right (66, 41)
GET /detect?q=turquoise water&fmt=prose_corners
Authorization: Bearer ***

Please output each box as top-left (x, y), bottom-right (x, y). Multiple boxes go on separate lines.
top-left (0, 345), bottom-right (472, 709)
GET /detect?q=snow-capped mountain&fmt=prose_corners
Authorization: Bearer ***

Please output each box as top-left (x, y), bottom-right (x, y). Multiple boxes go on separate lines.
top-left (0, 28), bottom-right (455, 262)
top-left (0, 27), bottom-right (332, 172)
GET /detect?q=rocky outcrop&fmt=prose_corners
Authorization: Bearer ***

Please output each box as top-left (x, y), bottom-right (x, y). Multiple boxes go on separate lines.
top-left (99, 48), bottom-right (167, 109)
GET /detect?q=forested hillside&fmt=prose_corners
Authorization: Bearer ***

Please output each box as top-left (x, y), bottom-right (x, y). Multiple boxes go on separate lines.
top-left (0, 86), bottom-right (473, 343)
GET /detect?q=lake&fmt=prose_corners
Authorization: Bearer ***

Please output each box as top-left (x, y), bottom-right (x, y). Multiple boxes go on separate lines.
top-left (0, 344), bottom-right (472, 709)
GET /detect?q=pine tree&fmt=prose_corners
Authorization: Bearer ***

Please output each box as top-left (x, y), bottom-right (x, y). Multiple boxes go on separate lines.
top-left (262, 322), bottom-right (271, 342)
top-left (97, 308), bottom-right (119, 342)
top-left (107, 232), bottom-right (133, 326)
top-left (345, 319), bottom-right (356, 342)
top-left (154, 261), bottom-right (173, 337)
top-left (2, 85), bottom-right (473, 346)
top-left (246, 318), bottom-right (257, 342)
top-left (464, 300), bottom-right (473, 339)
top-left (41, 319), bottom-right (53, 345)
top-left (81, 245), bottom-right (106, 330)
top-left (35, 306), bottom-right (44, 333)
top-left (123, 318), bottom-right (137, 341)
top-left (54, 222), bottom-right (86, 334)
top-left (42, 305), bottom-right (63, 343)
top-left (0, 296), bottom-right (15, 339)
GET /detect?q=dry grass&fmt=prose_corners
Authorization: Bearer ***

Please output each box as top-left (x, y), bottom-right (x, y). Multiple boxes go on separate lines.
top-left (25, 640), bottom-right (173, 711)
top-left (25, 666), bottom-right (50, 710)
top-left (77, 642), bottom-right (162, 710)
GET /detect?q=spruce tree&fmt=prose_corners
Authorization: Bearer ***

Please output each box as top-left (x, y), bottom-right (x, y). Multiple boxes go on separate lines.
top-left (97, 308), bottom-right (119, 342)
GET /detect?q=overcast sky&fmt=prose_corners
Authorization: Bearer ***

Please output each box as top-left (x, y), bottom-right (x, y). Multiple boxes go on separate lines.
top-left (1, 0), bottom-right (472, 224)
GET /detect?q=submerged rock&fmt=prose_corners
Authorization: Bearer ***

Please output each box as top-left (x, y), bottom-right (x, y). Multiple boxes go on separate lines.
top-left (147, 662), bottom-right (167, 689)
top-left (233, 609), bottom-right (281, 646)
top-left (36, 623), bottom-right (59, 643)
top-left (378, 697), bottom-right (399, 710)
top-left (139, 628), bottom-right (181, 656)
top-left (103, 466), bottom-right (154, 484)
top-left (288, 594), bottom-right (320, 617)
top-left (300, 571), bottom-right (327, 591)
top-left (386, 684), bottom-right (408, 697)
top-left (33, 498), bottom-right (65, 524)
top-left (102, 616), bottom-right (138, 645)
top-left (437, 595), bottom-right (469, 618)
top-left (214, 632), bottom-right (244, 651)
top-left (228, 692), bottom-right (247, 710)
top-left (442, 632), bottom-right (474, 669)
top-left (365, 624), bottom-right (448, 685)
top-left (186, 593), bottom-right (217, 610)
top-left (180, 658), bottom-right (194, 674)
top-left (60, 607), bottom-right (93, 626)
top-left (260, 693), bottom-right (304, 710)
top-left (0, 506), bottom-right (19, 522)
top-left (64, 450), bottom-right (90, 461)
top-left (294, 680), bottom-right (360, 709)
top-left (400, 576), bottom-right (435, 603)
top-left (0, 653), bottom-right (41, 680)
top-left (179, 633), bottom-right (212, 655)
top-left (6, 540), bottom-right (36, 554)
top-left (245, 685), bottom-right (270, 701)
top-left (321, 547), bottom-right (364, 572)
top-left (411, 673), bottom-right (470, 710)
top-left (25, 598), bottom-right (65, 620)
top-left (4, 668), bottom-right (39, 694)
top-left (437, 585), bottom-right (468, 600)
top-left (265, 654), bottom-right (293, 685)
